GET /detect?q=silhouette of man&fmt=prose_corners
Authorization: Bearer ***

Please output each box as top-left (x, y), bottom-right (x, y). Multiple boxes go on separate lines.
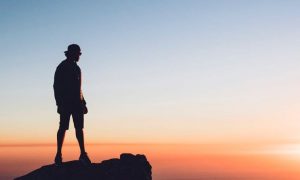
top-left (53, 44), bottom-right (91, 166)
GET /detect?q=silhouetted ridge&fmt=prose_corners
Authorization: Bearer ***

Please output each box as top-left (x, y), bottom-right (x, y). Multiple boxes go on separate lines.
top-left (15, 153), bottom-right (152, 180)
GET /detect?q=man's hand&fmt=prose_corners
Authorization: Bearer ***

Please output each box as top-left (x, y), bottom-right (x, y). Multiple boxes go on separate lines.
top-left (83, 105), bottom-right (88, 114)
top-left (57, 106), bottom-right (64, 114)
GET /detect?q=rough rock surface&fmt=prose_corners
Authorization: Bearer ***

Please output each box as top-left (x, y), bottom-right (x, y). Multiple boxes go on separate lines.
top-left (15, 153), bottom-right (152, 180)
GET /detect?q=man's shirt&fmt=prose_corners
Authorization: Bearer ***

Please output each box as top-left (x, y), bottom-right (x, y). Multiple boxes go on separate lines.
top-left (54, 60), bottom-right (85, 109)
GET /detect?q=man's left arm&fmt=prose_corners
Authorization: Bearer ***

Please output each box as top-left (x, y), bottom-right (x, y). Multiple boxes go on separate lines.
top-left (81, 91), bottom-right (88, 114)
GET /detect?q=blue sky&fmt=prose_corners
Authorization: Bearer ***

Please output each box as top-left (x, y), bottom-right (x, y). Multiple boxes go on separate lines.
top-left (1, 0), bottom-right (300, 144)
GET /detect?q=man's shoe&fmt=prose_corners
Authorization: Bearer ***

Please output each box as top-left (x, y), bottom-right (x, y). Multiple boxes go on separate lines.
top-left (54, 153), bottom-right (62, 166)
top-left (79, 152), bottom-right (91, 166)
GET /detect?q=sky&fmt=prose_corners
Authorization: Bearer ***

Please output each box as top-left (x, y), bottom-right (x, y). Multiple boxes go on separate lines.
top-left (1, 0), bottom-right (300, 145)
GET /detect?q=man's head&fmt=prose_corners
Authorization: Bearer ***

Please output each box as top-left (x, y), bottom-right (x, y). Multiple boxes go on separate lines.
top-left (64, 44), bottom-right (82, 62)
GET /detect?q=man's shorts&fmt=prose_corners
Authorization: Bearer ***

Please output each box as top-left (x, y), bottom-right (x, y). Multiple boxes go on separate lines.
top-left (59, 112), bottom-right (84, 130)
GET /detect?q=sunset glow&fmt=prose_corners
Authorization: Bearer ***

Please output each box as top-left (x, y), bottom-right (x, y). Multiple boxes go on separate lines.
top-left (1, 0), bottom-right (300, 179)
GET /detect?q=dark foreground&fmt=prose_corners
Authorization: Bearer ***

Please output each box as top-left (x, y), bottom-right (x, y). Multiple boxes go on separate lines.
top-left (15, 153), bottom-right (152, 180)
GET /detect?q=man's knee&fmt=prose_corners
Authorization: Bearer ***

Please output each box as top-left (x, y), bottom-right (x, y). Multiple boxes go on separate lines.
top-left (58, 128), bottom-right (67, 133)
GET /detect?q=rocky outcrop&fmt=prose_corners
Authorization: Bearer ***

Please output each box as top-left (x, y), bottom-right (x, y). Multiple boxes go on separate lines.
top-left (15, 153), bottom-right (152, 180)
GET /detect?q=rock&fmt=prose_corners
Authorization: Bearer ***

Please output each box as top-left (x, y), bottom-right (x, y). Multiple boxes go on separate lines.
top-left (15, 153), bottom-right (152, 180)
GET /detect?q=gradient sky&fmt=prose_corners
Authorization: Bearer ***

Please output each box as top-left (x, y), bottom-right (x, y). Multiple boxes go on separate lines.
top-left (1, 0), bottom-right (300, 144)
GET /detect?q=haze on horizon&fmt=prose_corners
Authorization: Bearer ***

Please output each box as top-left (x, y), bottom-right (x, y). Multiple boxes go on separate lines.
top-left (1, 0), bottom-right (300, 145)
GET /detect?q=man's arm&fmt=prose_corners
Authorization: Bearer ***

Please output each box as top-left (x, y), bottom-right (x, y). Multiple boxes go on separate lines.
top-left (53, 66), bottom-right (63, 106)
top-left (81, 92), bottom-right (88, 114)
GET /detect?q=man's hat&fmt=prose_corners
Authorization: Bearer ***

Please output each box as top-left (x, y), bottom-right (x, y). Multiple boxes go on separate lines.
top-left (65, 44), bottom-right (81, 54)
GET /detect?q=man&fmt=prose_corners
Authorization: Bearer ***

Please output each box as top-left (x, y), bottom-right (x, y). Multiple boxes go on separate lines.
top-left (53, 44), bottom-right (91, 166)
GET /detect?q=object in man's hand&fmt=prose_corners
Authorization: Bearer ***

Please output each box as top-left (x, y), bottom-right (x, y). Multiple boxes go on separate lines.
top-left (57, 106), bottom-right (64, 114)
top-left (83, 105), bottom-right (88, 114)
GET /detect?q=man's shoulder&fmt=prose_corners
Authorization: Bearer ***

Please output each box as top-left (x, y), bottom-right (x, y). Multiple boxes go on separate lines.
top-left (56, 60), bottom-right (72, 70)
top-left (56, 60), bottom-right (80, 75)
top-left (57, 60), bottom-right (68, 67)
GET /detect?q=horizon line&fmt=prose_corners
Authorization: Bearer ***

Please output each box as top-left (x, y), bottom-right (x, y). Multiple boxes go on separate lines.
top-left (1, 141), bottom-right (299, 147)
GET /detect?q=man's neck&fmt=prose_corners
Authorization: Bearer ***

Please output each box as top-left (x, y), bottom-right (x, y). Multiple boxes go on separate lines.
top-left (66, 59), bottom-right (76, 63)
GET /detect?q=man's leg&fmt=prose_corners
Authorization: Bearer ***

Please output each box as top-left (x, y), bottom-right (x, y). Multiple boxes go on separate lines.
top-left (57, 128), bottom-right (66, 155)
top-left (76, 128), bottom-right (91, 165)
top-left (75, 129), bottom-right (85, 154)
top-left (73, 113), bottom-right (91, 165)
top-left (55, 112), bottom-right (70, 165)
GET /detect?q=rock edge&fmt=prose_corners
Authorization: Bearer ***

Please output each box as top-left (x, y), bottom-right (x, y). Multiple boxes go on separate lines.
top-left (15, 153), bottom-right (152, 180)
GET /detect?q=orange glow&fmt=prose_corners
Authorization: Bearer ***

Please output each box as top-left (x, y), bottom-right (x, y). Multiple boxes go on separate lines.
top-left (1, 144), bottom-right (300, 179)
